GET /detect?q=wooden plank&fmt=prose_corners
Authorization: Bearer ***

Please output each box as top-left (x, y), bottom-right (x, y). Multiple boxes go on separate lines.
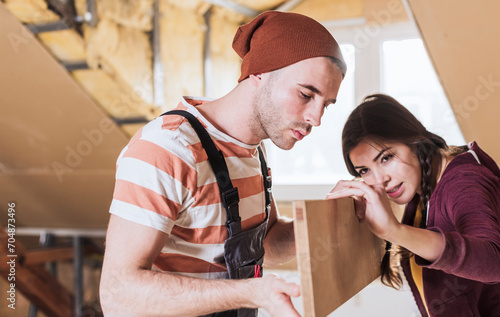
top-left (21, 244), bottom-right (97, 266)
top-left (294, 198), bottom-right (382, 317)
top-left (407, 0), bottom-right (500, 162)
top-left (0, 228), bottom-right (73, 317)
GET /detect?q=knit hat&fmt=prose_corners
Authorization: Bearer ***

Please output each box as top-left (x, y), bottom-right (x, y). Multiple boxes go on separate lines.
top-left (233, 11), bottom-right (346, 82)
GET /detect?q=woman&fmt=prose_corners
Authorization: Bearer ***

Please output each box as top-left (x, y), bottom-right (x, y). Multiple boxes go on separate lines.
top-left (327, 94), bottom-right (500, 316)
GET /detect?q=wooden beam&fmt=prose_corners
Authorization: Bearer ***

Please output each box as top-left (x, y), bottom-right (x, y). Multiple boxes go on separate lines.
top-left (0, 227), bottom-right (73, 317)
top-left (20, 244), bottom-right (97, 266)
top-left (294, 198), bottom-right (383, 317)
top-left (45, 0), bottom-right (79, 30)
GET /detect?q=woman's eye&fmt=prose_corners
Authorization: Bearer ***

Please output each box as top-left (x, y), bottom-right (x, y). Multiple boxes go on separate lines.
top-left (381, 154), bottom-right (393, 163)
top-left (358, 168), bottom-right (368, 175)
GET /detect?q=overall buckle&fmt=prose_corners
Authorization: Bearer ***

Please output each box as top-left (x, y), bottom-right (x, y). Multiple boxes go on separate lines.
top-left (222, 188), bottom-right (240, 223)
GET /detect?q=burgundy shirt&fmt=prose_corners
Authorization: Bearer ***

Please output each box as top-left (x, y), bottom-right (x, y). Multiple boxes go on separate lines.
top-left (401, 142), bottom-right (500, 316)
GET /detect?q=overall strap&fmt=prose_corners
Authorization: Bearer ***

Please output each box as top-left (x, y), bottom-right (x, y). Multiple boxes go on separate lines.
top-left (162, 110), bottom-right (242, 236)
top-left (257, 147), bottom-right (271, 220)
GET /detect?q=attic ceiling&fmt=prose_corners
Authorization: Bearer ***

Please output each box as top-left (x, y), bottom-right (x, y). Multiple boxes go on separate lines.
top-left (2, 0), bottom-right (499, 230)
top-left (2, 0), bottom-right (409, 137)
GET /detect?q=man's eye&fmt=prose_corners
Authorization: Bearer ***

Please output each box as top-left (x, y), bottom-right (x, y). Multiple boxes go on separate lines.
top-left (300, 92), bottom-right (312, 100)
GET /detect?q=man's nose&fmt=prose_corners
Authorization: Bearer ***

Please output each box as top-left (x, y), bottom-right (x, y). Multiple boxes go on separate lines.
top-left (304, 103), bottom-right (324, 127)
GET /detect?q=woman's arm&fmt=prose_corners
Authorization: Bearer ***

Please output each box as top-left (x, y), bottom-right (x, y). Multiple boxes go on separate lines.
top-left (327, 173), bottom-right (500, 283)
top-left (414, 170), bottom-right (500, 283)
top-left (326, 180), bottom-right (445, 262)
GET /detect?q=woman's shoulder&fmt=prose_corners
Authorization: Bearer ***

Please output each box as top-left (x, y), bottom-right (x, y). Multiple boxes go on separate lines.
top-left (434, 142), bottom-right (499, 205)
top-left (443, 141), bottom-right (500, 181)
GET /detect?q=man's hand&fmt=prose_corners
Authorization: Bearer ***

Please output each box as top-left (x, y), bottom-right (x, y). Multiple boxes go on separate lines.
top-left (101, 215), bottom-right (302, 316)
top-left (251, 274), bottom-right (301, 317)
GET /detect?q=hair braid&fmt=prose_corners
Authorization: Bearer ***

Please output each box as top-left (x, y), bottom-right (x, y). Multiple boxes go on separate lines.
top-left (415, 134), bottom-right (448, 227)
top-left (416, 141), bottom-right (435, 228)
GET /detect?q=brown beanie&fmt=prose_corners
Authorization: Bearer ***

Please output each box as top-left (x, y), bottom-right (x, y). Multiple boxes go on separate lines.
top-left (233, 11), bottom-right (346, 82)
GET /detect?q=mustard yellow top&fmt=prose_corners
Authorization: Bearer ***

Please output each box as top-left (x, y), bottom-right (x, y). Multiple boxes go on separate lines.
top-left (410, 202), bottom-right (430, 314)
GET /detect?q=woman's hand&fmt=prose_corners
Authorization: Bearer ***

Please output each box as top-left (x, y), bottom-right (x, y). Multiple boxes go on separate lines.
top-left (326, 180), bottom-right (445, 262)
top-left (326, 180), bottom-right (400, 241)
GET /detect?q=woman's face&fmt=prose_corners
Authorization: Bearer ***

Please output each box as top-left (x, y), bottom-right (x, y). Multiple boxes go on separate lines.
top-left (349, 141), bottom-right (422, 205)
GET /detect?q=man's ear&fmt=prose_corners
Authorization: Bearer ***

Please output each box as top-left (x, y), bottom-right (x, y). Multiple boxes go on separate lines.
top-left (248, 73), bottom-right (264, 86)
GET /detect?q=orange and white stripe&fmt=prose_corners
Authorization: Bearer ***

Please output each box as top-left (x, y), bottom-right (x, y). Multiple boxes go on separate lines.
top-left (110, 96), bottom-right (268, 276)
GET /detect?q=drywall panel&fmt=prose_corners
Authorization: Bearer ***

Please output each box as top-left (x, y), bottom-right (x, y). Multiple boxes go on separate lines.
top-left (294, 199), bottom-right (382, 317)
top-left (407, 0), bottom-right (500, 161)
top-left (0, 3), bottom-right (129, 228)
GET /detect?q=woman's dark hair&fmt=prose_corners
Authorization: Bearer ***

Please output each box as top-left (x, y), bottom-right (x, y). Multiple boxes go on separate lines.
top-left (341, 94), bottom-right (464, 288)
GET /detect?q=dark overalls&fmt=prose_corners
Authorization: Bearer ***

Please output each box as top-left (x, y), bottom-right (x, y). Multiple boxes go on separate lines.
top-left (163, 110), bottom-right (272, 317)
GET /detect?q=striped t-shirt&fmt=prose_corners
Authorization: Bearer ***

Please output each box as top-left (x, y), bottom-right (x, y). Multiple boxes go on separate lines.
top-left (109, 96), bottom-right (269, 279)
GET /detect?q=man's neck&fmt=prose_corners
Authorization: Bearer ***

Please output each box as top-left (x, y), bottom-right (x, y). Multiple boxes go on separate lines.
top-left (196, 83), bottom-right (262, 145)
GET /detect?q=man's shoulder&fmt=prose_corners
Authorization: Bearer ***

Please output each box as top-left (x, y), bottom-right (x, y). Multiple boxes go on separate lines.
top-left (131, 113), bottom-right (199, 147)
top-left (116, 114), bottom-right (200, 172)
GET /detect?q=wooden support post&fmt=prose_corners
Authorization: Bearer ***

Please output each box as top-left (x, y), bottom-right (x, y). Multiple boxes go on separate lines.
top-left (294, 198), bottom-right (383, 317)
top-left (74, 236), bottom-right (83, 317)
top-left (0, 227), bottom-right (74, 317)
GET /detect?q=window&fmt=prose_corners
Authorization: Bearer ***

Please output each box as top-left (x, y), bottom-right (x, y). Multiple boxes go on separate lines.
top-left (268, 22), bottom-right (465, 201)
top-left (381, 39), bottom-right (464, 145)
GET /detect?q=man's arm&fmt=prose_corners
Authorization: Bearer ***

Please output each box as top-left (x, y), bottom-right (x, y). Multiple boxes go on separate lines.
top-left (100, 214), bottom-right (300, 317)
top-left (263, 197), bottom-right (296, 268)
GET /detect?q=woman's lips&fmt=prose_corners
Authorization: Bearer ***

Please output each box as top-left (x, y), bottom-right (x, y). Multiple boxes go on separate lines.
top-left (387, 183), bottom-right (403, 198)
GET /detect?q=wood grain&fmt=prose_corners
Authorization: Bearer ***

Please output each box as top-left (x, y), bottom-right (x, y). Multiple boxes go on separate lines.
top-left (294, 198), bottom-right (383, 317)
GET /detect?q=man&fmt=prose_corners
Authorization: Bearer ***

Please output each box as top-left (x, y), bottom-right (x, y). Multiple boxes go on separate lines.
top-left (100, 10), bottom-right (345, 317)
